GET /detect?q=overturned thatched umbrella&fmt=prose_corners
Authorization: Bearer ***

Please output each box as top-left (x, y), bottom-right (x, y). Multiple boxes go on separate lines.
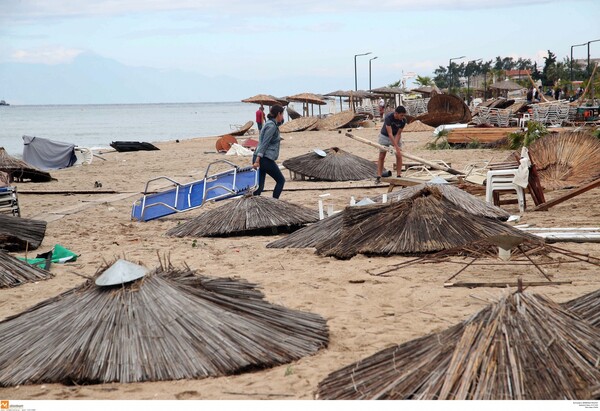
top-left (279, 116), bottom-right (319, 133)
top-left (282, 147), bottom-right (377, 181)
top-left (0, 148), bottom-right (52, 183)
top-left (415, 94), bottom-right (471, 127)
top-left (403, 120), bottom-right (435, 132)
top-left (268, 184), bottom-right (511, 251)
top-left (0, 214), bottom-right (47, 251)
top-left (320, 185), bottom-right (530, 259)
top-left (316, 111), bottom-right (356, 131)
top-left (0, 250), bottom-right (53, 288)
top-left (564, 288), bottom-right (600, 328)
top-left (267, 212), bottom-right (344, 249)
top-left (317, 291), bottom-right (600, 400)
top-left (0, 259), bottom-right (329, 386)
top-left (167, 195), bottom-right (319, 238)
top-left (528, 130), bottom-right (600, 191)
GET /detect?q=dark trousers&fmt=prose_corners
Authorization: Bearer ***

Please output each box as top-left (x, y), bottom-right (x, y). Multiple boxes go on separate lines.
top-left (253, 156), bottom-right (285, 199)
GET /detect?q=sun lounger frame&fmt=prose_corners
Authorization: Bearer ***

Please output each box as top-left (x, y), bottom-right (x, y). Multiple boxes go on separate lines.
top-left (131, 160), bottom-right (258, 221)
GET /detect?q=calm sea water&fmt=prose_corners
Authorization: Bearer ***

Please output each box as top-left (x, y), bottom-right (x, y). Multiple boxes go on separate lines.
top-left (0, 102), bottom-right (295, 157)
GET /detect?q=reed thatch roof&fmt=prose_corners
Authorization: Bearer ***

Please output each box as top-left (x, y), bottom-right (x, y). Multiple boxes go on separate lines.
top-left (0, 214), bottom-right (47, 251)
top-left (286, 93), bottom-right (327, 105)
top-left (415, 94), bottom-right (471, 127)
top-left (268, 184), bottom-right (511, 251)
top-left (0, 260), bottom-right (329, 386)
top-left (0, 148), bottom-right (52, 183)
top-left (403, 120), bottom-right (435, 132)
top-left (317, 291), bottom-right (600, 399)
top-left (241, 94), bottom-right (281, 106)
top-left (279, 117), bottom-right (319, 133)
top-left (0, 250), bottom-right (53, 288)
top-left (564, 288), bottom-right (600, 328)
top-left (267, 212), bottom-right (343, 249)
top-left (316, 111), bottom-right (356, 130)
top-left (166, 195), bottom-right (319, 238)
top-left (320, 186), bottom-right (530, 259)
top-left (489, 79), bottom-right (525, 91)
top-left (282, 147), bottom-right (377, 181)
top-left (528, 130), bottom-right (600, 191)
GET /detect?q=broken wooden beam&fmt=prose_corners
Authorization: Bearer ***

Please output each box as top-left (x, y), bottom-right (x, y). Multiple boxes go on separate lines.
top-left (533, 178), bottom-right (600, 211)
top-left (444, 280), bottom-right (572, 288)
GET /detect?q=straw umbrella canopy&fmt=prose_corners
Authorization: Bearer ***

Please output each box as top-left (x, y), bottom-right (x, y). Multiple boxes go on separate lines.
top-left (564, 288), bottom-right (600, 328)
top-left (0, 148), bottom-right (52, 183)
top-left (316, 111), bottom-right (356, 131)
top-left (527, 130), bottom-right (600, 191)
top-left (167, 195), bottom-right (318, 238)
top-left (0, 260), bottom-right (329, 386)
top-left (0, 214), bottom-right (47, 251)
top-left (319, 185), bottom-right (529, 259)
top-left (279, 117), bottom-right (319, 133)
top-left (370, 86), bottom-right (405, 95)
top-left (268, 184), bottom-right (511, 251)
top-left (415, 93), bottom-right (471, 127)
top-left (489, 79), bottom-right (524, 91)
top-left (0, 250), bottom-right (53, 288)
top-left (241, 94), bottom-right (281, 107)
top-left (282, 147), bottom-right (377, 181)
top-left (286, 93), bottom-right (327, 117)
top-left (317, 291), bottom-right (600, 400)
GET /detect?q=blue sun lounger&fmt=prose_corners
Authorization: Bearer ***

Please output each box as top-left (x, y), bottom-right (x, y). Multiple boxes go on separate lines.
top-left (131, 160), bottom-right (259, 222)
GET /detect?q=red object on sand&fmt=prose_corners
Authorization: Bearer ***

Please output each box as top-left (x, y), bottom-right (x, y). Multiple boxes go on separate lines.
top-left (242, 138), bottom-right (258, 150)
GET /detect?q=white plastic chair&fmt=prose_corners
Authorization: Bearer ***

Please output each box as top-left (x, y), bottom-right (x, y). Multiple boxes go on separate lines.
top-left (485, 169), bottom-right (525, 213)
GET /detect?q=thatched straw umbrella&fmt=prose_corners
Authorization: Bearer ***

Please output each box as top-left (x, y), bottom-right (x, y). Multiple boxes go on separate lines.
top-left (241, 94), bottom-right (281, 107)
top-left (0, 148), bottom-right (52, 183)
top-left (0, 250), bottom-right (53, 288)
top-left (317, 291), bottom-right (600, 400)
top-left (267, 212), bottom-right (344, 249)
top-left (320, 186), bottom-right (531, 259)
top-left (0, 214), bottom-right (47, 251)
top-left (415, 94), bottom-right (471, 127)
top-left (279, 116), bottom-right (318, 133)
top-left (167, 195), bottom-right (318, 238)
top-left (564, 288), bottom-right (600, 328)
top-left (315, 111), bottom-right (356, 131)
top-left (528, 130), bottom-right (600, 191)
top-left (0, 260), bottom-right (329, 386)
top-left (267, 184), bottom-right (510, 251)
top-left (403, 120), bottom-right (435, 132)
top-left (282, 147), bottom-right (377, 181)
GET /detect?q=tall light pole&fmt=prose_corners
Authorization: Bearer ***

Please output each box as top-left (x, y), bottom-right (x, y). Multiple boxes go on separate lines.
top-left (368, 56), bottom-right (378, 91)
top-left (448, 56), bottom-right (465, 93)
top-left (571, 42), bottom-right (586, 93)
top-left (354, 52), bottom-right (372, 91)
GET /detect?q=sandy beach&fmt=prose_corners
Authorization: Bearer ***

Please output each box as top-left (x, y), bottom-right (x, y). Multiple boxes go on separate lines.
top-left (1, 125), bottom-right (599, 400)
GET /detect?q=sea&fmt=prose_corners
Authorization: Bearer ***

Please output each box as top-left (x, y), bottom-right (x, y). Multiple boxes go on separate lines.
top-left (0, 102), bottom-right (316, 157)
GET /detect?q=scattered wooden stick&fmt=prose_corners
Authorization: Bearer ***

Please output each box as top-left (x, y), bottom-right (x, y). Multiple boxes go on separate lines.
top-left (444, 280), bottom-right (572, 288)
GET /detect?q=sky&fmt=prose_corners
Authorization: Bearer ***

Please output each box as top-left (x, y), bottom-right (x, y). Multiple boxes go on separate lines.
top-left (1, 0), bottom-right (599, 104)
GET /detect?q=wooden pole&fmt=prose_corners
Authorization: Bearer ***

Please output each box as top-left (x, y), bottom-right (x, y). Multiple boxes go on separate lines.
top-left (533, 178), bottom-right (600, 211)
top-left (526, 71), bottom-right (548, 102)
top-left (345, 132), bottom-right (465, 176)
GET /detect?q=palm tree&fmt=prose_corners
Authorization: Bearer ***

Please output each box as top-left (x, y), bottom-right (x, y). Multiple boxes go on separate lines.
top-left (414, 75), bottom-right (433, 87)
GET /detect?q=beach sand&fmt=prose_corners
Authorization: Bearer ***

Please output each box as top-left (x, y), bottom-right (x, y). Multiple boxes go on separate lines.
top-left (1, 125), bottom-right (599, 400)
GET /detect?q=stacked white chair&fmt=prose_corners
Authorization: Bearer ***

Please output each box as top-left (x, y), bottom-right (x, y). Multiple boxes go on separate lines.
top-left (485, 169), bottom-right (526, 213)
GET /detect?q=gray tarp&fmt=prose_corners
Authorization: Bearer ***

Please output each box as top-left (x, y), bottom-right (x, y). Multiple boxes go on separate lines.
top-left (22, 135), bottom-right (76, 171)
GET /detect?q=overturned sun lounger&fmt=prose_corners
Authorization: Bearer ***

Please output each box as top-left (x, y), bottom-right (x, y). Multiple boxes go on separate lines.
top-left (131, 160), bottom-right (259, 222)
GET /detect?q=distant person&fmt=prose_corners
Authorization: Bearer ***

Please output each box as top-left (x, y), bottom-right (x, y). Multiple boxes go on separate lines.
top-left (252, 105), bottom-right (285, 199)
top-left (554, 87), bottom-right (561, 100)
top-left (255, 105), bottom-right (266, 131)
top-left (378, 97), bottom-right (385, 118)
top-left (377, 106), bottom-right (407, 182)
top-left (526, 87), bottom-right (534, 103)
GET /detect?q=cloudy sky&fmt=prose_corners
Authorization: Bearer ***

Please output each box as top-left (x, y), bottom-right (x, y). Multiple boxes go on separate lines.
top-left (1, 0), bottom-right (599, 102)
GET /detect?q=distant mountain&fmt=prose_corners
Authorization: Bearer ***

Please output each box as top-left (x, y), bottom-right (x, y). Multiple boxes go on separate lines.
top-left (0, 53), bottom-right (349, 105)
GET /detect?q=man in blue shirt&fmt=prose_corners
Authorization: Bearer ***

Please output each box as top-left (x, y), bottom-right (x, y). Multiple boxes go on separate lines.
top-left (377, 106), bottom-right (407, 181)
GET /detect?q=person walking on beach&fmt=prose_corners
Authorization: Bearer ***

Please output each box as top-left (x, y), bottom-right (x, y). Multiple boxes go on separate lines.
top-left (377, 106), bottom-right (407, 182)
top-left (378, 97), bottom-right (385, 118)
top-left (256, 105), bottom-right (266, 131)
top-left (252, 105), bottom-right (285, 199)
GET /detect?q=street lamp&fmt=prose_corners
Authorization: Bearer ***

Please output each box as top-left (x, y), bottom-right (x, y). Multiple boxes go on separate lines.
top-left (354, 52), bottom-right (372, 91)
top-left (448, 56), bottom-right (465, 93)
top-left (368, 56), bottom-right (378, 91)
top-left (466, 58), bottom-right (482, 104)
top-left (570, 42), bottom-right (586, 93)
